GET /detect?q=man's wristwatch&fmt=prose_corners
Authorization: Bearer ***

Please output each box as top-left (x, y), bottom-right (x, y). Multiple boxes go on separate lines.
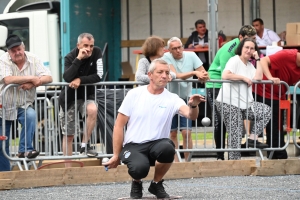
top-left (255, 58), bottom-right (260, 61)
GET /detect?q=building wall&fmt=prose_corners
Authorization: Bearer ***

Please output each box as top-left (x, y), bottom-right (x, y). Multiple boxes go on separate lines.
top-left (121, 0), bottom-right (300, 73)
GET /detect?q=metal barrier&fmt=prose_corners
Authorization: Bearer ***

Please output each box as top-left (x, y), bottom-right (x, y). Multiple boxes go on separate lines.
top-left (169, 79), bottom-right (292, 161)
top-left (0, 79), bottom-right (296, 171)
top-left (292, 82), bottom-right (300, 150)
top-left (0, 82), bottom-right (134, 170)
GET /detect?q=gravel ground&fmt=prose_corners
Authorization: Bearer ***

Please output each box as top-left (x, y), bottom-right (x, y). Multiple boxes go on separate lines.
top-left (1, 175), bottom-right (300, 200)
top-left (1, 155), bottom-right (299, 199)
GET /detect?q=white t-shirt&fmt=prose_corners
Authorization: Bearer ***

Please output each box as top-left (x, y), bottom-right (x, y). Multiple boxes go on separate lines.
top-left (118, 85), bottom-right (185, 146)
top-left (256, 28), bottom-right (280, 55)
top-left (216, 55), bottom-right (256, 109)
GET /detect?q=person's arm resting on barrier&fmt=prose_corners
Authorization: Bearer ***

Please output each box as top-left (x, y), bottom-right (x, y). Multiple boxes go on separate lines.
top-left (260, 56), bottom-right (280, 84)
top-left (39, 75), bottom-right (53, 85)
top-left (175, 65), bottom-right (209, 82)
top-left (3, 76), bottom-right (41, 86)
top-left (178, 94), bottom-right (206, 120)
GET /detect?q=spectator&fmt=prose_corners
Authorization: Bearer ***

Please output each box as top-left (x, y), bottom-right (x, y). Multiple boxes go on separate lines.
top-left (252, 18), bottom-right (281, 54)
top-left (105, 58), bottom-right (206, 199)
top-left (256, 49), bottom-right (300, 159)
top-left (59, 33), bottom-right (103, 165)
top-left (0, 34), bottom-right (52, 171)
top-left (185, 19), bottom-right (209, 71)
top-left (215, 38), bottom-right (270, 160)
top-left (207, 25), bottom-right (257, 160)
top-left (135, 36), bottom-right (175, 83)
top-left (163, 37), bottom-right (209, 162)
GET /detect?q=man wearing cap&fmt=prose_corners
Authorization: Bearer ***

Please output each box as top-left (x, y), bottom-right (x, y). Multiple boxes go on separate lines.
top-left (206, 25), bottom-right (257, 160)
top-left (58, 33), bottom-right (103, 165)
top-left (0, 34), bottom-right (52, 171)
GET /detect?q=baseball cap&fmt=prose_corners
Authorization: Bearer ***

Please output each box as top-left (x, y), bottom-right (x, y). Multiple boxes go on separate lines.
top-left (238, 25), bottom-right (257, 37)
top-left (6, 34), bottom-right (22, 50)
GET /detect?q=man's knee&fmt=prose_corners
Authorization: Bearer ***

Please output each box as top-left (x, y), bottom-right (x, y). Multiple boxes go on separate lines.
top-left (156, 141), bottom-right (175, 163)
top-left (181, 130), bottom-right (191, 138)
top-left (128, 163), bottom-right (150, 180)
top-left (86, 103), bottom-right (97, 117)
top-left (64, 135), bottom-right (74, 143)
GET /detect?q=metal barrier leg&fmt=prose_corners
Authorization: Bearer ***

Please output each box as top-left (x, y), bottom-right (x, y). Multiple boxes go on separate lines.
top-left (258, 150), bottom-right (264, 160)
top-left (37, 160), bottom-right (43, 168)
top-left (14, 161), bottom-right (24, 171)
top-left (175, 150), bottom-right (182, 162)
top-left (187, 151), bottom-right (193, 162)
top-left (22, 160), bottom-right (29, 170)
top-left (31, 161), bottom-right (37, 170)
top-left (268, 151), bottom-right (275, 159)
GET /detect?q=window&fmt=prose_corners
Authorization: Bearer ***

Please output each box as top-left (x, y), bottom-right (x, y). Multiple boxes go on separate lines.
top-left (0, 18), bottom-right (29, 51)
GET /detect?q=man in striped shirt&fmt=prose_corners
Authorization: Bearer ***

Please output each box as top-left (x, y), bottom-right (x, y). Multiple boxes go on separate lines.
top-left (0, 34), bottom-right (52, 171)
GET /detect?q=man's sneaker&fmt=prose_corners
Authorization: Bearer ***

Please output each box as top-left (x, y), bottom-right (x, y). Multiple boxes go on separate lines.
top-left (148, 179), bottom-right (169, 199)
top-left (130, 180), bottom-right (143, 199)
top-left (247, 139), bottom-right (268, 149)
top-left (80, 145), bottom-right (98, 157)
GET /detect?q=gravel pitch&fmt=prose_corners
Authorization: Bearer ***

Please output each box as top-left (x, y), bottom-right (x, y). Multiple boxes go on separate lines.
top-left (1, 175), bottom-right (300, 200)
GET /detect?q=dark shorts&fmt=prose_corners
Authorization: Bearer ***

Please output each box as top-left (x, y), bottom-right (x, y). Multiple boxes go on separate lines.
top-left (59, 100), bottom-right (97, 135)
top-left (119, 138), bottom-right (175, 180)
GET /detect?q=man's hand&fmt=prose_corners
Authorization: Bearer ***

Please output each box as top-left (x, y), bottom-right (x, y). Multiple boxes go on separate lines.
top-left (243, 77), bottom-right (252, 87)
top-left (19, 83), bottom-right (35, 90)
top-left (270, 77), bottom-right (280, 85)
top-left (195, 70), bottom-right (209, 83)
top-left (31, 77), bottom-right (42, 87)
top-left (188, 94), bottom-right (206, 106)
top-left (77, 48), bottom-right (89, 60)
top-left (252, 51), bottom-right (259, 60)
top-left (102, 155), bottom-right (120, 169)
top-left (69, 78), bottom-right (81, 89)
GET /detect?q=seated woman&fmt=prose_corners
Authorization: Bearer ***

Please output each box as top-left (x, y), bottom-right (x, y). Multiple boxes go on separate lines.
top-left (135, 35), bottom-right (175, 83)
top-left (215, 38), bottom-right (271, 160)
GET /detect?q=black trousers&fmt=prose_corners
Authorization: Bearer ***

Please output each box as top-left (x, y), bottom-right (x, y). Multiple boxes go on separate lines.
top-left (256, 95), bottom-right (288, 159)
top-left (119, 138), bottom-right (175, 180)
top-left (207, 88), bottom-right (227, 158)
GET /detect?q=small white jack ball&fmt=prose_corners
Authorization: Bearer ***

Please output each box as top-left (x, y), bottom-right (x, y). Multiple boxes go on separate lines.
top-left (201, 117), bottom-right (211, 127)
top-left (102, 157), bottom-right (109, 163)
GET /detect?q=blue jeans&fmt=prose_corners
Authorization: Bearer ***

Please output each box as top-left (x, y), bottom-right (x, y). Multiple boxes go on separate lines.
top-left (17, 107), bottom-right (36, 153)
top-left (0, 120), bottom-right (12, 171)
top-left (171, 99), bottom-right (192, 131)
top-left (171, 114), bottom-right (192, 131)
top-left (0, 107), bottom-right (36, 171)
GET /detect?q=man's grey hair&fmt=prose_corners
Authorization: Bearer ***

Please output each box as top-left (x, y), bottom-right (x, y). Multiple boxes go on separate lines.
top-left (77, 33), bottom-right (94, 44)
top-left (148, 58), bottom-right (170, 73)
top-left (167, 37), bottom-right (182, 49)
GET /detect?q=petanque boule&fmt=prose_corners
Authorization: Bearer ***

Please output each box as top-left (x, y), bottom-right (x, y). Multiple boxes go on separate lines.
top-left (102, 157), bottom-right (109, 163)
top-left (201, 117), bottom-right (211, 126)
top-left (102, 157), bottom-right (109, 171)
